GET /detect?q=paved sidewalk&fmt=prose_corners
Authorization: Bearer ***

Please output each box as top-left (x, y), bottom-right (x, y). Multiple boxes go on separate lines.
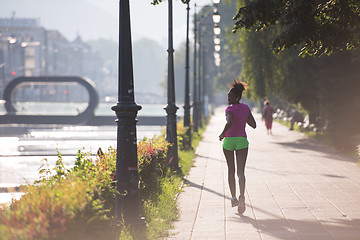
top-left (168, 107), bottom-right (360, 240)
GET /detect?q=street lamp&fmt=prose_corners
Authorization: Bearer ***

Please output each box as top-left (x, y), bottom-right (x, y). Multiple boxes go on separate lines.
top-left (196, 5), bottom-right (215, 126)
top-left (214, 37), bottom-right (221, 45)
top-left (164, 0), bottom-right (179, 169)
top-left (213, 24), bottom-right (221, 35)
top-left (192, 3), bottom-right (199, 133)
top-left (212, 1), bottom-right (221, 68)
top-left (214, 52), bottom-right (220, 59)
top-left (198, 24), bottom-right (203, 128)
top-left (214, 58), bottom-right (221, 67)
top-left (212, 9), bottom-right (221, 24)
top-left (183, 1), bottom-right (192, 149)
top-left (111, 0), bottom-right (143, 226)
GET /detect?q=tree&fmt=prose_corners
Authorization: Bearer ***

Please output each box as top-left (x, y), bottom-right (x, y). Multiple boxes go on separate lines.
top-left (225, 0), bottom-right (360, 150)
top-left (232, 0), bottom-right (360, 56)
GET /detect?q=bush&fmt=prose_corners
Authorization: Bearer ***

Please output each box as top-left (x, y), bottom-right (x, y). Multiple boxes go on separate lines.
top-left (0, 150), bottom-right (118, 240)
top-left (137, 136), bottom-right (170, 197)
top-left (0, 137), bottom-right (169, 240)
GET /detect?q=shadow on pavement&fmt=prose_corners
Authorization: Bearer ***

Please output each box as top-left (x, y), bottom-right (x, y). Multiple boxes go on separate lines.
top-left (195, 154), bottom-right (224, 163)
top-left (275, 138), bottom-right (357, 163)
top-left (246, 166), bottom-right (290, 177)
top-left (229, 207), bottom-right (360, 239)
top-left (184, 179), bottom-right (230, 200)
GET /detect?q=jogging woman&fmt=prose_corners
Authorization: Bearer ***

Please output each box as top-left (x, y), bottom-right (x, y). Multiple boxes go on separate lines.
top-left (219, 81), bottom-right (256, 214)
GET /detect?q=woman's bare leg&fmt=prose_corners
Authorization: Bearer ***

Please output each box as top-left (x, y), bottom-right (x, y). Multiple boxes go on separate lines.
top-left (223, 148), bottom-right (236, 198)
top-left (235, 148), bottom-right (248, 196)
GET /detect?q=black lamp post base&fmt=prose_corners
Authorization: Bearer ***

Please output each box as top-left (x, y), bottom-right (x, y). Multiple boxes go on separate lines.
top-left (111, 102), bottom-right (142, 225)
top-left (164, 104), bottom-right (179, 169)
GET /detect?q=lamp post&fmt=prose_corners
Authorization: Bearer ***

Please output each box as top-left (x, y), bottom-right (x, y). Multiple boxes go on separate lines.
top-left (111, 0), bottom-right (142, 224)
top-left (195, 2), bottom-right (220, 121)
top-left (183, 1), bottom-right (192, 149)
top-left (198, 22), bottom-right (203, 128)
top-left (192, 4), bottom-right (199, 133)
top-left (193, 4), bottom-right (215, 131)
top-left (165, 0), bottom-right (179, 169)
top-left (197, 15), bottom-right (210, 127)
top-left (0, 45), bottom-right (5, 97)
top-left (198, 22), bottom-right (210, 122)
top-left (200, 32), bottom-right (207, 120)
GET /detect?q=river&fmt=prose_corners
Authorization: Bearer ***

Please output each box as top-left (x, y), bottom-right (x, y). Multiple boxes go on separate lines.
top-left (0, 102), bottom-right (184, 188)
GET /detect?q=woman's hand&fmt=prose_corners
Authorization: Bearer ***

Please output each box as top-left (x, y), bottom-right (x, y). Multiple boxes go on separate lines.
top-left (219, 133), bottom-right (225, 141)
top-left (247, 112), bottom-right (257, 129)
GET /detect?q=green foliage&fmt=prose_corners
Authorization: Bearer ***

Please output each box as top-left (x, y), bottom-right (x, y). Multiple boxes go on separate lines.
top-left (177, 120), bottom-right (191, 151)
top-left (232, 0), bottom-right (360, 56)
top-left (0, 150), bottom-right (118, 240)
top-left (138, 136), bottom-right (170, 198)
top-left (178, 145), bottom-right (196, 175)
top-left (227, 0), bottom-right (360, 151)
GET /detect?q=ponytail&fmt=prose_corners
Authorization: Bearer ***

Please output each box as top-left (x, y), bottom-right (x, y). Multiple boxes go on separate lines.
top-left (229, 80), bottom-right (247, 99)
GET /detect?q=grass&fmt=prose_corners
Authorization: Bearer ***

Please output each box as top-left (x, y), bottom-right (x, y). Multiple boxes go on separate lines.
top-left (143, 175), bottom-right (182, 239)
top-left (178, 128), bottom-right (204, 175)
top-left (142, 121), bottom-right (206, 240)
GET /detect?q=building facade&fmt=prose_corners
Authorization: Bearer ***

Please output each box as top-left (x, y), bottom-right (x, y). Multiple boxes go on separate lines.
top-left (0, 17), bottom-right (107, 101)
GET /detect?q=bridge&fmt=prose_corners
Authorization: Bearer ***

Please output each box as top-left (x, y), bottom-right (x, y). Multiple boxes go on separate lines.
top-left (0, 76), bottom-right (166, 126)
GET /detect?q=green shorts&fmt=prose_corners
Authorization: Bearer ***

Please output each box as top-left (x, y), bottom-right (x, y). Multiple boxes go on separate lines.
top-left (223, 137), bottom-right (249, 151)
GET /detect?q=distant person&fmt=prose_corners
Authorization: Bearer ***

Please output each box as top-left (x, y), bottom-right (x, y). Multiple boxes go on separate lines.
top-left (289, 109), bottom-right (304, 130)
top-left (219, 80), bottom-right (256, 214)
top-left (260, 97), bottom-right (267, 121)
top-left (263, 100), bottom-right (274, 135)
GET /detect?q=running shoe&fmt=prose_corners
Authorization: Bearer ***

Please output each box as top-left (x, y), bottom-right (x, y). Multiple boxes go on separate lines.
top-left (238, 195), bottom-right (246, 214)
top-left (231, 197), bottom-right (239, 207)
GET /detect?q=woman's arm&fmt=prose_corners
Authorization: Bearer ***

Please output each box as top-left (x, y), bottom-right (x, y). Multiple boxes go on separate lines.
top-left (247, 112), bottom-right (257, 129)
top-left (219, 111), bottom-right (232, 141)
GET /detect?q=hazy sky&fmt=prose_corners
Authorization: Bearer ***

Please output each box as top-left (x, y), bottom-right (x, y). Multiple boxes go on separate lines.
top-left (1, 0), bottom-right (213, 48)
top-left (101, 0), bottom-right (213, 47)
